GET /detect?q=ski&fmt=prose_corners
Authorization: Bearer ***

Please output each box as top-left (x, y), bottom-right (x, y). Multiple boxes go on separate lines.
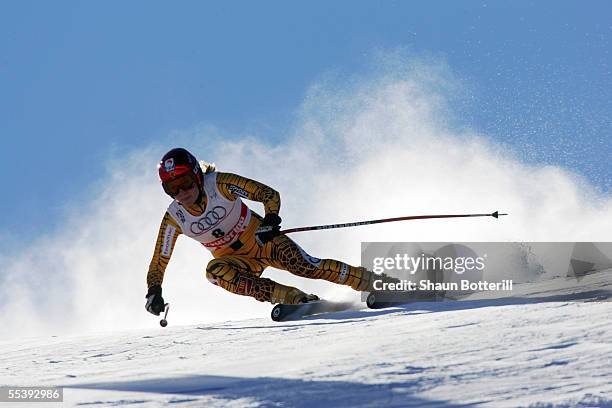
top-left (271, 300), bottom-right (354, 322)
top-left (365, 290), bottom-right (439, 309)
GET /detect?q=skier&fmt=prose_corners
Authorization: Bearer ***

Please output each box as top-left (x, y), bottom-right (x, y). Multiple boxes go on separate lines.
top-left (145, 147), bottom-right (391, 316)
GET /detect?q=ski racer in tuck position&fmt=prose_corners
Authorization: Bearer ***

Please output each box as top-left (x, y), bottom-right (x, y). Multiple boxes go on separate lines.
top-left (145, 147), bottom-right (392, 316)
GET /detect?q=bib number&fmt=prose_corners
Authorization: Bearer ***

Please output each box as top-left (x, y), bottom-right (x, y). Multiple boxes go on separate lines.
top-left (212, 229), bottom-right (225, 238)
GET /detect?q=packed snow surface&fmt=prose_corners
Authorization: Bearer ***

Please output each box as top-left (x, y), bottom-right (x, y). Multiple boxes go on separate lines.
top-left (1, 270), bottom-right (611, 407)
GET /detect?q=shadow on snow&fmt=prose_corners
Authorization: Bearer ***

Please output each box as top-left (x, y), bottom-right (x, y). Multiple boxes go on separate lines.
top-left (66, 374), bottom-right (477, 407)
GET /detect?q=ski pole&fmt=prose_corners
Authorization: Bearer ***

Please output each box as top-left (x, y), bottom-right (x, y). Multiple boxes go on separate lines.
top-left (160, 303), bottom-right (170, 327)
top-left (280, 211), bottom-right (508, 234)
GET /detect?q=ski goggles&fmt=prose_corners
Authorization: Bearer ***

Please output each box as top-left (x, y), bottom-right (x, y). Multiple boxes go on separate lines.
top-left (162, 173), bottom-right (197, 196)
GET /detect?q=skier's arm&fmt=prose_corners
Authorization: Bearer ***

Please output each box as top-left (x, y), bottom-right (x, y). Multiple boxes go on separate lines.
top-left (216, 172), bottom-right (281, 215)
top-left (147, 212), bottom-right (183, 288)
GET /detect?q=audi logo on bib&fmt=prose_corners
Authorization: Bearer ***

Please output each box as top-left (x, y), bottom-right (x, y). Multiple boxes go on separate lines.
top-left (190, 206), bottom-right (227, 235)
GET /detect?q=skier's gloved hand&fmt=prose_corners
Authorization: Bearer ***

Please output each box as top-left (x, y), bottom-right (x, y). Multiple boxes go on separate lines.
top-left (255, 213), bottom-right (282, 246)
top-left (145, 285), bottom-right (165, 316)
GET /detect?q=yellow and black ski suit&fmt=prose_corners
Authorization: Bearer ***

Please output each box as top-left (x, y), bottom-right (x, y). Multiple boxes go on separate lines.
top-left (147, 171), bottom-right (372, 304)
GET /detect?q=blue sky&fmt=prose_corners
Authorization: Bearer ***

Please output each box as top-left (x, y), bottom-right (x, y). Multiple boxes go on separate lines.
top-left (1, 0), bottom-right (611, 242)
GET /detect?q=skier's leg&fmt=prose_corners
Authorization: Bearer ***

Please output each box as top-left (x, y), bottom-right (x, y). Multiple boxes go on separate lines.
top-left (205, 255), bottom-right (313, 304)
top-left (264, 235), bottom-right (375, 291)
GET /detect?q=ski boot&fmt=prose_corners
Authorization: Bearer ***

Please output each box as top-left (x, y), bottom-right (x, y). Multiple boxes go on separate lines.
top-left (297, 293), bottom-right (320, 304)
top-left (365, 271), bottom-right (402, 292)
top-left (364, 269), bottom-right (430, 308)
top-left (273, 285), bottom-right (319, 305)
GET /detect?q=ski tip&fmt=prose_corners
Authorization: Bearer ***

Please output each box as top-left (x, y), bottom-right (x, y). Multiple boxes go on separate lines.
top-left (271, 304), bottom-right (284, 322)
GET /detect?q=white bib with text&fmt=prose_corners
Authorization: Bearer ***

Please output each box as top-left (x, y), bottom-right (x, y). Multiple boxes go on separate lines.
top-left (167, 172), bottom-right (251, 252)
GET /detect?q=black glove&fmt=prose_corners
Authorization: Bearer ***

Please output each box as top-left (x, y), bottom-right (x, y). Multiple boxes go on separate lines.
top-left (145, 285), bottom-right (165, 316)
top-left (255, 213), bottom-right (282, 246)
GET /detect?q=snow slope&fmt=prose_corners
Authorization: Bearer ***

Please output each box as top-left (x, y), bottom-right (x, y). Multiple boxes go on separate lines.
top-left (1, 270), bottom-right (611, 407)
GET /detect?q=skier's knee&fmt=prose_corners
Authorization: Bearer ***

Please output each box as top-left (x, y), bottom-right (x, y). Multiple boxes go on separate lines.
top-left (205, 270), bottom-right (219, 286)
top-left (205, 258), bottom-right (234, 285)
top-left (206, 258), bottom-right (227, 277)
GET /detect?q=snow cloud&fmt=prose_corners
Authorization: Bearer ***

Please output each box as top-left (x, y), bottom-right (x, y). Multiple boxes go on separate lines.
top-left (1, 54), bottom-right (611, 338)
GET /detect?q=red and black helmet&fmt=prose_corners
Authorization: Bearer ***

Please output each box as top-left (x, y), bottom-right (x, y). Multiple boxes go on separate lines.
top-left (158, 148), bottom-right (203, 194)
